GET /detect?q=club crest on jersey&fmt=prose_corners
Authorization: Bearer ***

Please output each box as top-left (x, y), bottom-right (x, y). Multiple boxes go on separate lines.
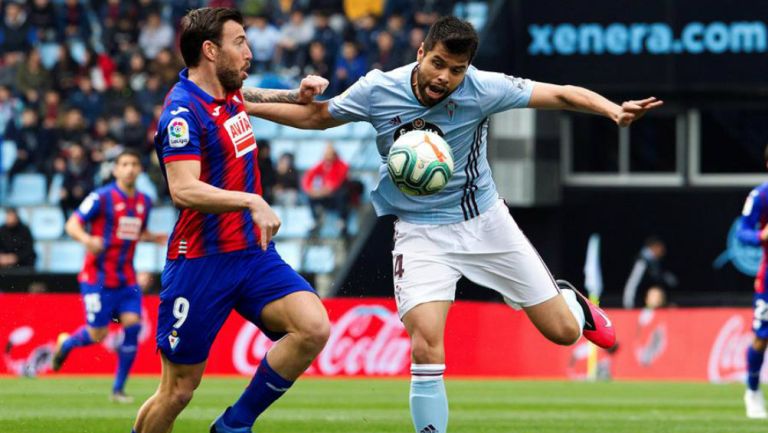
top-left (168, 331), bottom-right (180, 351)
top-left (168, 117), bottom-right (190, 148)
top-left (446, 100), bottom-right (457, 121)
top-left (394, 118), bottom-right (445, 140)
top-left (224, 111), bottom-right (257, 158)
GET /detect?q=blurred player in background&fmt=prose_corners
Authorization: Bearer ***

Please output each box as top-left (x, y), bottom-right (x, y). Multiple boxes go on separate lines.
top-left (131, 8), bottom-right (329, 433)
top-left (52, 149), bottom-right (166, 403)
top-left (737, 145), bottom-right (768, 419)
top-left (247, 16), bottom-right (661, 433)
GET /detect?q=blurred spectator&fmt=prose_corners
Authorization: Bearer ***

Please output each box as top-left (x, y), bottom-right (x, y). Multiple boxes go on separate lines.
top-left (351, 14), bottom-right (378, 55)
top-left (0, 52), bottom-right (22, 87)
top-left (384, 13), bottom-right (409, 52)
top-left (127, 52), bottom-right (149, 92)
top-left (311, 11), bottom-right (340, 66)
top-left (0, 208), bottom-right (36, 269)
top-left (50, 44), bottom-right (80, 93)
top-left (138, 11), bottom-right (174, 60)
top-left (412, 0), bottom-right (454, 28)
top-left (245, 15), bottom-right (281, 73)
top-left (29, 0), bottom-right (57, 43)
top-left (332, 40), bottom-right (367, 95)
top-left (93, 134), bottom-right (124, 185)
top-left (622, 236), bottom-right (678, 309)
top-left (258, 140), bottom-right (276, 204)
top-left (59, 108), bottom-right (87, 150)
top-left (1, 1), bottom-right (37, 55)
top-left (302, 41), bottom-right (332, 82)
top-left (136, 74), bottom-right (165, 117)
top-left (274, 152), bottom-right (300, 207)
top-left (0, 84), bottom-right (23, 136)
top-left (369, 30), bottom-right (399, 71)
top-left (16, 48), bottom-right (51, 95)
top-left (83, 47), bottom-right (117, 92)
top-left (344, 0), bottom-right (384, 21)
top-left (121, 105), bottom-right (147, 152)
top-left (40, 89), bottom-right (63, 125)
top-left (55, 0), bottom-right (92, 41)
top-left (7, 109), bottom-right (50, 182)
top-left (402, 26), bottom-right (425, 65)
top-left (103, 71), bottom-right (134, 117)
top-left (69, 76), bottom-right (104, 127)
top-left (302, 143), bottom-right (350, 236)
top-left (276, 10), bottom-right (315, 71)
top-left (150, 48), bottom-right (183, 88)
top-left (59, 144), bottom-right (95, 216)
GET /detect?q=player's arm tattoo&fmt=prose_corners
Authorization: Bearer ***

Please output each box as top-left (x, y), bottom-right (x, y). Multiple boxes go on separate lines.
top-left (242, 87), bottom-right (300, 104)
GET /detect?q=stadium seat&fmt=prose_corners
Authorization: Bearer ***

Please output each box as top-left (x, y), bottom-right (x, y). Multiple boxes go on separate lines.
top-left (136, 173), bottom-right (158, 202)
top-left (47, 173), bottom-right (64, 205)
top-left (269, 139), bottom-right (296, 164)
top-left (320, 211), bottom-right (342, 239)
top-left (302, 245), bottom-right (335, 274)
top-left (33, 241), bottom-right (44, 271)
top-left (294, 140), bottom-right (327, 171)
top-left (46, 240), bottom-right (85, 273)
top-left (274, 240), bottom-right (302, 270)
top-left (280, 205), bottom-right (314, 238)
top-left (6, 173), bottom-right (47, 207)
top-left (134, 242), bottom-right (159, 273)
top-left (1, 140), bottom-right (17, 173)
top-left (147, 206), bottom-right (177, 234)
top-left (279, 125), bottom-right (317, 140)
top-left (251, 116), bottom-right (280, 140)
top-left (29, 206), bottom-right (65, 240)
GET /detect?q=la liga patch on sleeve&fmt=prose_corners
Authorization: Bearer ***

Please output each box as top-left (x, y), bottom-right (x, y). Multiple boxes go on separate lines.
top-left (168, 117), bottom-right (190, 148)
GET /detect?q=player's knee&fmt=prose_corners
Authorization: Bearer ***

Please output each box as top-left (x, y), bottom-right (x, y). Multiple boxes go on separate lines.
top-left (410, 338), bottom-right (443, 364)
top-left (167, 387), bottom-right (195, 410)
top-left (297, 318), bottom-right (330, 354)
top-left (89, 327), bottom-right (108, 343)
top-left (754, 338), bottom-right (768, 352)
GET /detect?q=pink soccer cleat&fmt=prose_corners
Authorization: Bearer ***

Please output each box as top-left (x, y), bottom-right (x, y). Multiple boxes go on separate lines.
top-left (557, 280), bottom-right (616, 349)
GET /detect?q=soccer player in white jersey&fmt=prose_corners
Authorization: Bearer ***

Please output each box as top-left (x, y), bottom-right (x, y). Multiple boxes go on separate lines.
top-left (247, 16), bottom-right (661, 433)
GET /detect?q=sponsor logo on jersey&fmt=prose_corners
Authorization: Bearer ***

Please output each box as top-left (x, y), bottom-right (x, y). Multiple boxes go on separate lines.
top-left (224, 111), bottom-right (257, 158)
top-left (388, 115), bottom-right (402, 126)
top-left (168, 118), bottom-right (190, 148)
top-left (394, 118), bottom-right (445, 140)
top-left (116, 216), bottom-right (142, 240)
top-left (170, 107), bottom-right (190, 115)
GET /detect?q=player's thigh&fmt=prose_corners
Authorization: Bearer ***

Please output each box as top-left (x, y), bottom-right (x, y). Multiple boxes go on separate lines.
top-left (79, 283), bottom-right (115, 329)
top-left (158, 353), bottom-right (206, 395)
top-left (156, 254), bottom-right (240, 365)
top-left (402, 300), bottom-right (451, 349)
top-left (235, 244), bottom-right (321, 341)
top-left (458, 208), bottom-right (559, 309)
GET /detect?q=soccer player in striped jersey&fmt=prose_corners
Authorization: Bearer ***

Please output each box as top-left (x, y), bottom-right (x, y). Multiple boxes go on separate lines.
top-left (130, 8), bottom-right (330, 433)
top-left (738, 145), bottom-right (768, 419)
top-left (52, 149), bottom-right (166, 403)
top-left (246, 16), bottom-right (661, 433)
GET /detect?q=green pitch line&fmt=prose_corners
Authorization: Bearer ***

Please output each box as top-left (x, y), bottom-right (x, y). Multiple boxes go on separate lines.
top-left (0, 377), bottom-right (763, 433)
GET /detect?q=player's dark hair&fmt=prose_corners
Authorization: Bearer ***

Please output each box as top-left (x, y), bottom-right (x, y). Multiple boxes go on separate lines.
top-left (179, 7), bottom-right (244, 67)
top-left (116, 149), bottom-right (143, 165)
top-left (423, 16), bottom-right (479, 62)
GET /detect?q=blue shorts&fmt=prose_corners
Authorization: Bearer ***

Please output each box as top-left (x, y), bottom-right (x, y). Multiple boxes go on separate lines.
top-left (156, 244), bottom-right (316, 364)
top-left (80, 283), bottom-right (142, 328)
top-left (753, 292), bottom-right (768, 339)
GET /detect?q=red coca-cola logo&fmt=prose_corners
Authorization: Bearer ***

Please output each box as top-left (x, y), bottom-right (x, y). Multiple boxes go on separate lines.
top-left (708, 315), bottom-right (753, 383)
top-left (232, 305), bottom-right (411, 376)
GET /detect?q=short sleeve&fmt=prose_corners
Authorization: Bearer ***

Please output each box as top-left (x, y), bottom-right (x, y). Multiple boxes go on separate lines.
top-left (74, 192), bottom-right (101, 223)
top-left (475, 70), bottom-right (534, 116)
top-left (157, 104), bottom-right (202, 164)
top-left (327, 70), bottom-right (380, 122)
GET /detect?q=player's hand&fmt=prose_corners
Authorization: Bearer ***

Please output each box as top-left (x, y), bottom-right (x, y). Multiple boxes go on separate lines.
top-left (85, 235), bottom-right (104, 254)
top-left (615, 97), bottom-right (664, 127)
top-left (298, 75), bottom-right (329, 104)
top-left (250, 197), bottom-right (281, 251)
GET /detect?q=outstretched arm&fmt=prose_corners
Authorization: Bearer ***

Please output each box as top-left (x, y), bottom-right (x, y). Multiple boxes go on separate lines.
top-left (528, 82), bottom-right (663, 127)
top-left (242, 75), bottom-right (329, 104)
top-left (246, 100), bottom-right (347, 130)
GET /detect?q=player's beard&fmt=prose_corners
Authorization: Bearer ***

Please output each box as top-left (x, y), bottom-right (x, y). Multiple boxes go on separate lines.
top-left (216, 57), bottom-right (246, 93)
top-left (414, 66), bottom-right (449, 107)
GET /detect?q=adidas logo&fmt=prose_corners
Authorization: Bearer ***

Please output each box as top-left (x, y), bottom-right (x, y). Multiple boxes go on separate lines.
top-left (419, 424), bottom-right (439, 433)
top-left (389, 115), bottom-right (402, 126)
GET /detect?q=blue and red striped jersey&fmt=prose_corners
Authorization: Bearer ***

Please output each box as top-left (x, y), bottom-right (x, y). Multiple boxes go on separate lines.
top-left (75, 182), bottom-right (152, 288)
top-left (738, 182), bottom-right (768, 293)
top-left (155, 69), bottom-right (263, 259)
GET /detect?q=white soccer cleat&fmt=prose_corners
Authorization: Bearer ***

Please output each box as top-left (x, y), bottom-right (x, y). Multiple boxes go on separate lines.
top-left (744, 390), bottom-right (768, 419)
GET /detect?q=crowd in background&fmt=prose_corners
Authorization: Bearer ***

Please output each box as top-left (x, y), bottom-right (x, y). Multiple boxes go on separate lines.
top-left (0, 0), bottom-right (457, 211)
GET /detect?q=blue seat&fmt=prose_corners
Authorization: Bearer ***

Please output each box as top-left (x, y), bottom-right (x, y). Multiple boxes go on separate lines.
top-left (136, 173), bottom-right (158, 202)
top-left (316, 123), bottom-right (353, 140)
top-left (148, 206), bottom-right (177, 234)
top-left (34, 241), bottom-right (44, 271)
top-left (279, 125), bottom-right (318, 140)
top-left (333, 140), bottom-right (361, 164)
top-left (294, 140), bottom-right (327, 171)
top-left (29, 206), bottom-right (65, 240)
top-left (269, 139), bottom-right (297, 164)
top-left (320, 211), bottom-right (342, 239)
top-left (251, 116), bottom-right (280, 141)
top-left (47, 240), bottom-right (85, 273)
top-left (280, 205), bottom-right (314, 238)
top-left (134, 242), bottom-right (160, 273)
top-left (1, 140), bottom-right (17, 173)
top-left (7, 174), bottom-right (47, 206)
top-left (302, 245), bottom-right (335, 274)
top-left (47, 173), bottom-right (64, 205)
top-left (274, 241), bottom-right (302, 270)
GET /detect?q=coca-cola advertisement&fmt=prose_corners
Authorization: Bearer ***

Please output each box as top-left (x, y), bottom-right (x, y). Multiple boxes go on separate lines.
top-left (0, 293), bottom-right (758, 382)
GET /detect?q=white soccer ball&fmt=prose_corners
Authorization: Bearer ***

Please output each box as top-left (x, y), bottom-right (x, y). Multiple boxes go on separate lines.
top-left (387, 130), bottom-right (454, 196)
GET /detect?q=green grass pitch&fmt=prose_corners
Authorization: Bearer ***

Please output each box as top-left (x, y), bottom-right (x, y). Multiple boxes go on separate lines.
top-left (0, 377), bottom-right (764, 432)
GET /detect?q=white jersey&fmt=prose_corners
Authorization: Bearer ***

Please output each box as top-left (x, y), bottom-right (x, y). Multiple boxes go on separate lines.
top-left (328, 62), bottom-right (533, 224)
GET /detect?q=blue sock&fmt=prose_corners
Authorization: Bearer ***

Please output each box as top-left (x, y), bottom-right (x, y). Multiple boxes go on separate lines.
top-left (747, 346), bottom-right (765, 391)
top-left (223, 356), bottom-right (294, 428)
top-left (62, 326), bottom-right (94, 355)
top-left (410, 364), bottom-right (448, 433)
top-left (114, 324), bottom-right (140, 393)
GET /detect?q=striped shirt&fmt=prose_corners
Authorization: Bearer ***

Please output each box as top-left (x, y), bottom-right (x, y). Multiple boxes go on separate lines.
top-left (328, 63), bottom-right (533, 224)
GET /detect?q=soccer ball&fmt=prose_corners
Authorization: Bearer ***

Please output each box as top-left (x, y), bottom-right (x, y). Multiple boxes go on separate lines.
top-left (387, 130), bottom-right (454, 196)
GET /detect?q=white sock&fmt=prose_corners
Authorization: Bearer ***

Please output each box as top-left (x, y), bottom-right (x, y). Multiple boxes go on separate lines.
top-left (561, 289), bottom-right (585, 337)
